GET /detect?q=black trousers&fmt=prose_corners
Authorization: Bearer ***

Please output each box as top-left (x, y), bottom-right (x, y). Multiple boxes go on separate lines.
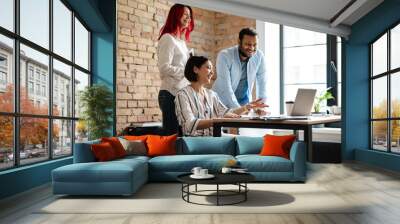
top-left (158, 90), bottom-right (179, 135)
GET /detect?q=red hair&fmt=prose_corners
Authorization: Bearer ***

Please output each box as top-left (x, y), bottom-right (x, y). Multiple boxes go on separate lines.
top-left (158, 4), bottom-right (194, 41)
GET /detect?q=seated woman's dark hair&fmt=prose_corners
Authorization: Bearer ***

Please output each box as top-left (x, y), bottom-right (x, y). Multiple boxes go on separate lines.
top-left (184, 56), bottom-right (209, 82)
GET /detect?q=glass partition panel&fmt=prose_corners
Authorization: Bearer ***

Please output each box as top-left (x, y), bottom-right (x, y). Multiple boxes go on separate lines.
top-left (372, 34), bottom-right (387, 76)
top-left (391, 120), bottom-right (400, 153)
top-left (53, 59), bottom-right (72, 117)
top-left (20, 117), bottom-right (49, 165)
top-left (372, 77), bottom-right (387, 119)
top-left (391, 72), bottom-right (400, 118)
top-left (20, 0), bottom-right (49, 49)
top-left (372, 121), bottom-right (388, 152)
top-left (74, 69), bottom-right (89, 118)
top-left (53, 119), bottom-right (72, 158)
top-left (0, 116), bottom-right (14, 170)
top-left (20, 44), bottom-right (49, 115)
top-left (74, 18), bottom-right (89, 70)
top-left (0, 34), bottom-right (14, 112)
top-left (391, 24), bottom-right (400, 70)
top-left (53, 0), bottom-right (72, 60)
top-left (0, 0), bottom-right (14, 31)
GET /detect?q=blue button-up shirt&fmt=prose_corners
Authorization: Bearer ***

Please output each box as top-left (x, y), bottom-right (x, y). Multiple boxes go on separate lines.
top-left (234, 60), bottom-right (249, 106)
top-left (213, 45), bottom-right (267, 108)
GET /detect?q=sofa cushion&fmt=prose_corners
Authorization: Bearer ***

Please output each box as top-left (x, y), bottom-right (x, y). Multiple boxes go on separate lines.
top-left (52, 159), bottom-right (147, 183)
top-left (260, 134), bottom-right (296, 159)
top-left (91, 142), bottom-right (118, 161)
top-left (101, 137), bottom-right (127, 158)
top-left (177, 137), bottom-right (236, 155)
top-left (53, 163), bottom-right (132, 183)
top-left (236, 155), bottom-right (293, 172)
top-left (235, 136), bottom-right (263, 155)
top-left (148, 154), bottom-right (235, 172)
top-left (124, 135), bottom-right (148, 141)
top-left (147, 134), bottom-right (177, 157)
top-left (119, 138), bottom-right (147, 156)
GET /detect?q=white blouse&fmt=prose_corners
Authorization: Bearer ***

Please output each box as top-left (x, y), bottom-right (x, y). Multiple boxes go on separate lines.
top-left (157, 33), bottom-right (190, 96)
top-left (175, 86), bottom-right (231, 136)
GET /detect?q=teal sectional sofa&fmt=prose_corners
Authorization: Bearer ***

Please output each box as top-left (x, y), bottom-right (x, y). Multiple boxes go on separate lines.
top-left (52, 136), bottom-right (306, 196)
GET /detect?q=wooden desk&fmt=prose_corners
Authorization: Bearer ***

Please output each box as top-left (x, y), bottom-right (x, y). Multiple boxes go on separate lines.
top-left (212, 115), bottom-right (341, 162)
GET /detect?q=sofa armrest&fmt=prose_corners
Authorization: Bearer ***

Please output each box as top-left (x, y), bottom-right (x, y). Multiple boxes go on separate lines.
top-left (289, 141), bottom-right (306, 181)
top-left (73, 140), bottom-right (100, 163)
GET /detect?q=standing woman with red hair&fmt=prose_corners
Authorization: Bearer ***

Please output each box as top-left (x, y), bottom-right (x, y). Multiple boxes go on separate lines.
top-left (157, 4), bottom-right (194, 135)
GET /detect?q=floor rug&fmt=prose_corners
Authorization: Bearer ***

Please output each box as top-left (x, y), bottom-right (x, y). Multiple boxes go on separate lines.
top-left (38, 183), bottom-right (361, 214)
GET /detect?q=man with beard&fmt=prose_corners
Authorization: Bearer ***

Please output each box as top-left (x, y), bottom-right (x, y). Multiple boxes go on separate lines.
top-left (213, 28), bottom-right (267, 114)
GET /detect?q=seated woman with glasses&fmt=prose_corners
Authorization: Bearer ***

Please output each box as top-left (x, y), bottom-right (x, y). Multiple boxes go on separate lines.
top-left (175, 56), bottom-right (266, 136)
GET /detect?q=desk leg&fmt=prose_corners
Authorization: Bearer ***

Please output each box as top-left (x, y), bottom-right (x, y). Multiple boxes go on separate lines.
top-left (213, 124), bottom-right (222, 137)
top-left (304, 126), bottom-right (313, 162)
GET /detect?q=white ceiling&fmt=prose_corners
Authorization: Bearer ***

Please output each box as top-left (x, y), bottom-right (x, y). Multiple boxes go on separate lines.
top-left (173, 0), bottom-right (384, 38)
top-left (227, 0), bottom-right (352, 23)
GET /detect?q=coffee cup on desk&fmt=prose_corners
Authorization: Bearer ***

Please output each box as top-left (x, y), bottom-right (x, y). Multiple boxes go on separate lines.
top-left (332, 106), bottom-right (341, 115)
top-left (285, 101), bottom-right (294, 115)
top-left (328, 106), bottom-right (341, 115)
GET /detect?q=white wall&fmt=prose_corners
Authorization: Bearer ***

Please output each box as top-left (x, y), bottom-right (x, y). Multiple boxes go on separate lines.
top-left (256, 21), bottom-right (281, 115)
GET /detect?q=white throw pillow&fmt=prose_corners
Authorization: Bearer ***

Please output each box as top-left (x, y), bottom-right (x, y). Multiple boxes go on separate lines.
top-left (118, 137), bottom-right (147, 156)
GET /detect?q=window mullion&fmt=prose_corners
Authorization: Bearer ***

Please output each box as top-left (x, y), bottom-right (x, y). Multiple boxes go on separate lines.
top-left (327, 35), bottom-right (338, 106)
top-left (14, 0), bottom-right (21, 167)
top-left (71, 10), bottom-right (76, 152)
top-left (279, 25), bottom-right (284, 114)
top-left (370, 45), bottom-right (373, 149)
top-left (49, 0), bottom-right (53, 160)
top-left (387, 30), bottom-right (391, 153)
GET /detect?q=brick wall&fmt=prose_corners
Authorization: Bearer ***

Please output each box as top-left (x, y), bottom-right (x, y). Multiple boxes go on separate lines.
top-left (116, 0), bottom-right (255, 132)
top-left (214, 13), bottom-right (256, 53)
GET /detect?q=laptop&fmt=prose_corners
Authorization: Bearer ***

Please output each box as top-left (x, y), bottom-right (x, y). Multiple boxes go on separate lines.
top-left (265, 88), bottom-right (317, 120)
top-left (289, 88), bottom-right (317, 116)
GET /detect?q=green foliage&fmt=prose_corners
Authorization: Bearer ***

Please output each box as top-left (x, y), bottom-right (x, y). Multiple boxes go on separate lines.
top-left (314, 88), bottom-right (335, 113)
top-left (79, 84), bottom-right (113, 140)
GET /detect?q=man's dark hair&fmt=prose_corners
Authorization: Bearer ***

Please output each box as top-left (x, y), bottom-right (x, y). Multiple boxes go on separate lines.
top-left (239, 27), bottom-right (258, 41)
top-left (184, 56), bottom-right (209, 82)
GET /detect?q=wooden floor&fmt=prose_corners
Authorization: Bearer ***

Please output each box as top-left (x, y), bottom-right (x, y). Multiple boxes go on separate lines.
top-left (1, 162), bottom-right (400, 224)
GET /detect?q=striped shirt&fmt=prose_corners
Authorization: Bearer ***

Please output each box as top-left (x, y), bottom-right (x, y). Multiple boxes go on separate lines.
top-left (175, 86), bottom-right (231, 136)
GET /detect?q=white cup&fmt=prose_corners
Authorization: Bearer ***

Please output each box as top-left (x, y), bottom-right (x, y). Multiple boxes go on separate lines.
top-left (285, 101), bottom-right (294, 115)
top-left (221, 167), bottom-right (232, 174)
top-left (199, 169), bottom-right (208, 176)
top-left (332, 106), bottom-right (341, 115)
top-left (191, 167), bottom-right (202, 176)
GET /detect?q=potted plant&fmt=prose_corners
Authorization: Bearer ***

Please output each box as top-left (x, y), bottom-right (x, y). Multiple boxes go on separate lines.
top-left (79, 84), bottom-right (113, 140)
top-left (313, 87), bottom-right (335, 114)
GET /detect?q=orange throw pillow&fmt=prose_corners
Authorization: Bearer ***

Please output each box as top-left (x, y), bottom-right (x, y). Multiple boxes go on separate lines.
top-left (101, 137), bottom-right (127, 158)
top-left (146, 134), bottom-right (177, 157)
top-left (91, 142), bottom-right (117, 161)
top-left (123, 135), bottom-right (148, 142)
top-left (259, 134), bottom-right (296, 159)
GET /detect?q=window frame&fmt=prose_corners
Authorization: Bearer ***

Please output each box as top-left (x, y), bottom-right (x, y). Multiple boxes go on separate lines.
top-left (279, 25), bottom-right (341, 113)
top-left (0, 0), bottom-right (92, 171)
top-left (369, 20), bottom-right (400, 154)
